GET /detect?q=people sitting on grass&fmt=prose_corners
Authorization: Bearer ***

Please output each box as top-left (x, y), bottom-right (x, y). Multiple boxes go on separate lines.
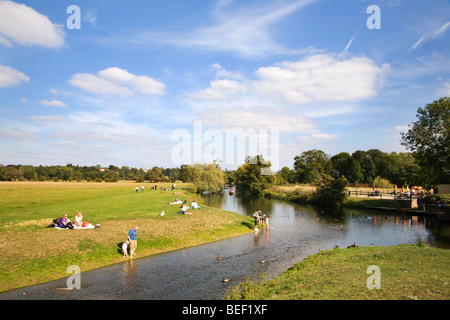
top-left (74, 211), bottom-right (94, 228)
top-left (59, 214), bottom-right (74, 229)
top-left (191, 201), bottom-right (200, 209)
top-left (46, 212), bottom-right (96, 229)
top-left (178, 203), bottom-right (192, 215)
top-left (74, 211), bottom-right (83, 227)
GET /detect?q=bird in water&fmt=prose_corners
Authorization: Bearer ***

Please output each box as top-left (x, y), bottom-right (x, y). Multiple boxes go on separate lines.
top-left (221, 278), bottom-right (230, 282)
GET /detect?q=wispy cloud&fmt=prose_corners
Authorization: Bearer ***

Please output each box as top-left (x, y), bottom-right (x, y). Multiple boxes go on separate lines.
top-left (101, 0), bottom-right (317, 58)
top-left (40, 99), bottom-right (66, 108)
top-left (408, 21), bottom-right (450, 53)
top-left (343, 33), bottom-right (357, 53)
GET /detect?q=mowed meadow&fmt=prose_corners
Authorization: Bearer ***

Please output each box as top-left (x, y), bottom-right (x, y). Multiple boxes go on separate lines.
top-left (0, 181), bottom-right (253, 292)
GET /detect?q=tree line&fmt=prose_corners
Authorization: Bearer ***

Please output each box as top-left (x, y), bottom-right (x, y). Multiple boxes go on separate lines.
top-left (0, 164), bottom-right (181, 183)
top-left (277, 149), bottom-right (421, 188)
top-left (0, 148), bottom-right (440, 188)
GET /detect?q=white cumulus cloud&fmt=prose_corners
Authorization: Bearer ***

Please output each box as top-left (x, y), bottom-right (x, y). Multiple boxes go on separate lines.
top-left (253, 53), bottom-right (390, 105)
top-left (0, 0), bottom-right (65, 48)
top-left (40, 99), bottom-right (66, 108)
top-left (69, 67), bottom-right (165, 98)
top-left (0, 64), bottom-right (29, 87)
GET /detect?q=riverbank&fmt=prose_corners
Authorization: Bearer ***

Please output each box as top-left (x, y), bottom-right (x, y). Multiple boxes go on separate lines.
top-left (0, 181), bottom-right (253, 293)
top-left (262, 184), bottom-right (449, 212)
top-left (227, 244), bottom-right (450, 300)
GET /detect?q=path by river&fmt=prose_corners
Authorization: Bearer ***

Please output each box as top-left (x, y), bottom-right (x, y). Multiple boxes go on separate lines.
top-left (1, 190), bottom-right (447, 300)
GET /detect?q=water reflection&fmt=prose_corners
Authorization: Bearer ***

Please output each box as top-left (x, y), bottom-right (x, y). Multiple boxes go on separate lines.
top-left (205, 190), bottom-right (449, 249)
top-left (120, 259), bottom-right (137, 286)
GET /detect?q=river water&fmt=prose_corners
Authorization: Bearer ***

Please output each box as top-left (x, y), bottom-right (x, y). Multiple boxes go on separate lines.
top-left (1, 190), bottom-right (448, 300)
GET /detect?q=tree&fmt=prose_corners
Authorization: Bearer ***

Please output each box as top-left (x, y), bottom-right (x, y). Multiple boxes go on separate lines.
top-left (145, 166), bottom-right (164, 182)
top-left (351, 150), bottom-right (376, 184)
top-left (293, 149), bottom-right (333, 184)
top-left (330, 152), bottom-right (351, 178)
top-left (345, 157), bottom-right (364, 184)
top-left (2, 167), bottom-right (23, 181)
top-left (277, 166), bottom-right (296, 184)
top-left (235, 155), bottom-right (275, 196)
top-left (190, 162), bottom-right (225, 193)
top-left (401, 97), bottom-right (450, 188)
top-left (178, 164), bottom-right (191, 182)
top-left (314, 176), bottom-right (349, 207)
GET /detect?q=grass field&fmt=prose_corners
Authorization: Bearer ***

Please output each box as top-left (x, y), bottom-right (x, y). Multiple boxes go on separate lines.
top-left (0, 181), bottom-right (253, 292)
top-left (227, 244), bottom-right (450, 300)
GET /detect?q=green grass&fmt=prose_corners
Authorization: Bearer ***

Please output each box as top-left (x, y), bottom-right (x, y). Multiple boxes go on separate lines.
top-left (227, 244), bottom-right (450, 300)
top-left (343, 197), bottom-right (407, 209)
top-left (0, 181), bottom-right (253, 292)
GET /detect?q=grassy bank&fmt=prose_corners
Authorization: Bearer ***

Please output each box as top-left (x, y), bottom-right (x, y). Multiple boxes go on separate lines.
top-left (262, 185), bottom-right (446, 211)
top-left (261, 185), bottom-right (315, 203)
top-left (227, 244), bottom-right (450, 300)
top-left (343, 197), bottom-right (407, 209)
top-left (0, 181), bottom-right (253, 293)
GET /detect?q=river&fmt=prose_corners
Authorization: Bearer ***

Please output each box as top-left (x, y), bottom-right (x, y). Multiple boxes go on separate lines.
top-left (1, 189), bottom-right (448, 300)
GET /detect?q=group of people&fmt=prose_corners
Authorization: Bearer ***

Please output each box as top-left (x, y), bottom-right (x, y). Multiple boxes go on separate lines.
top-left (46, 212), bottom-right (95, 229)
top-left (133, 186), bottom-right (145, 193)
top-left (253, 209), bottom-right (271, 232)
top-left (168, 197), bottom-right (200, 215)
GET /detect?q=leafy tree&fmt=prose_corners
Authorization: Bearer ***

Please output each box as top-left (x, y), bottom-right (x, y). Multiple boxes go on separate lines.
top-left (2, 167), bottom-right (23, 181)
top-left (235, 155), bottom-right (275, 196)
top-left (145, 166), bottom-right (164, 182)
top-left (190, 162), bottom-right (225, 193)
top-left (178, 164), bottom-right (191, 182)
top-left (22, 165), bottom-right (37, 181)
top-left (277, 166), bottom-right (296, 184)
top-left (330, 152), bottom-right (351, 178)
top-left (389, 152), bottom-right (420, 187)
top-left (293, 149), bottom-right (333, 183)
top-left (351, 150), bottom-right (376, 183)
top-left (401, 97), bottom-right (450, 188)
top-left (314, 176), bottom-right (349, 207)
top-left (345, 158), bottom-right (364, 184)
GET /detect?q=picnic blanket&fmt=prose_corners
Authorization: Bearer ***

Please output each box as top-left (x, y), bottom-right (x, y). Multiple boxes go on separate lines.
top-left (54, 224), bottom-right (96, 230)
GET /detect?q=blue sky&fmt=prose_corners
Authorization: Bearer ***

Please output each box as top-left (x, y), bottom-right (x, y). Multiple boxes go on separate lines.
top-left (0, 0), bottom-right (449, 171)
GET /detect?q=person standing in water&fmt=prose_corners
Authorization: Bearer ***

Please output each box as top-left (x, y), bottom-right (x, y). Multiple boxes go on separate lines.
top-left (265, 215), bottom-right (271, 230)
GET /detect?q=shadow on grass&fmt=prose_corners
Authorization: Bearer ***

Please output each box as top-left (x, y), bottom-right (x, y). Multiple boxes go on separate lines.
top-left (117, 242), bottom-right (127, 256)
top-left (241, 221), bottom-right (253, 229)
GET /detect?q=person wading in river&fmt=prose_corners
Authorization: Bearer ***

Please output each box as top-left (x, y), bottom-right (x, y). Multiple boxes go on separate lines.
top-left (253, 210), bottom-right (260, 232)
